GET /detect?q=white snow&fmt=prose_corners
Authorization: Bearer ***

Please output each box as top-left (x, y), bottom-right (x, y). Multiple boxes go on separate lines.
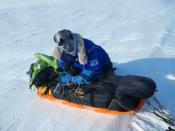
top-left (0, 0), bottom-right (175, 130)
top-left (166, 74), bottom-right (175, 80)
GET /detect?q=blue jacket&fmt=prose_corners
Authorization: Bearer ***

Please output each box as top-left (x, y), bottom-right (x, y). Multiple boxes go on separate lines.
top-left (58, 38), bottom-right (112, 84)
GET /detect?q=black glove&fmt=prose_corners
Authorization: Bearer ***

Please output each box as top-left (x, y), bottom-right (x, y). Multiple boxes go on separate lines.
top-left (67, 66), bottom-right (81, 76)
top-left (60, 53), bottom-right (80, 76)
top-left (56, 67), bottom-right (64, 72)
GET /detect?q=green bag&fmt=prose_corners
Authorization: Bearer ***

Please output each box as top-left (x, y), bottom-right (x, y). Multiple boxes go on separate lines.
top-left (29, 53), bottom-right (58, 88)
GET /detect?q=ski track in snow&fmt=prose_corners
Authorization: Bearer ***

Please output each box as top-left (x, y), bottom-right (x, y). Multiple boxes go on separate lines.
top-left (0, 0), bottom-right (175, 131)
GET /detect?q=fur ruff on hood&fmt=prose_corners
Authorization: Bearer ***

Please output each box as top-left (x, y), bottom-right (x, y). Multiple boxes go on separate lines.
top-left (53, 32), bottom-right (88, 65)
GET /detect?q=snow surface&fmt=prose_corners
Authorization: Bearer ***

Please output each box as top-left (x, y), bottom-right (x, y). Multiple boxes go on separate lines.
top-left (0, 0), bottom-right (175, 130)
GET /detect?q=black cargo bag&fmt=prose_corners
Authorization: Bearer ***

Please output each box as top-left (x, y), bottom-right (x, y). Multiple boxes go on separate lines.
top-left (116, 75), bottom-right (156, 99)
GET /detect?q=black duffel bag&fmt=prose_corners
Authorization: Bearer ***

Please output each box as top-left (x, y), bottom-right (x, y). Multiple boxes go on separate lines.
top-left (116, 75), bottom-right (156, 99)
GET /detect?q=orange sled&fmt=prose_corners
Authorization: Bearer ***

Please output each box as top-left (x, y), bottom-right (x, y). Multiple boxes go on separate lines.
top-left (37, 89), bottom-right (145, 115)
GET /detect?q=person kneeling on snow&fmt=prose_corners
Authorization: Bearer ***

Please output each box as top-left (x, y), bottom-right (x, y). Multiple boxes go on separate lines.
top-left (53, 29), bottom-right (113, 84)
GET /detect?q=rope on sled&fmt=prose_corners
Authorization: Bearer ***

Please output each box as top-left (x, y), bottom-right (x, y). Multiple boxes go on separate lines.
top-left (108, 98), bottom-right (131, 111)
top-left (143, 96), bottom-right (175, 131)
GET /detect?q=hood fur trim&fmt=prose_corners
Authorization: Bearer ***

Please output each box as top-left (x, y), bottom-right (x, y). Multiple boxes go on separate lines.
top-left (73, 33), bottom-right (87, 65)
